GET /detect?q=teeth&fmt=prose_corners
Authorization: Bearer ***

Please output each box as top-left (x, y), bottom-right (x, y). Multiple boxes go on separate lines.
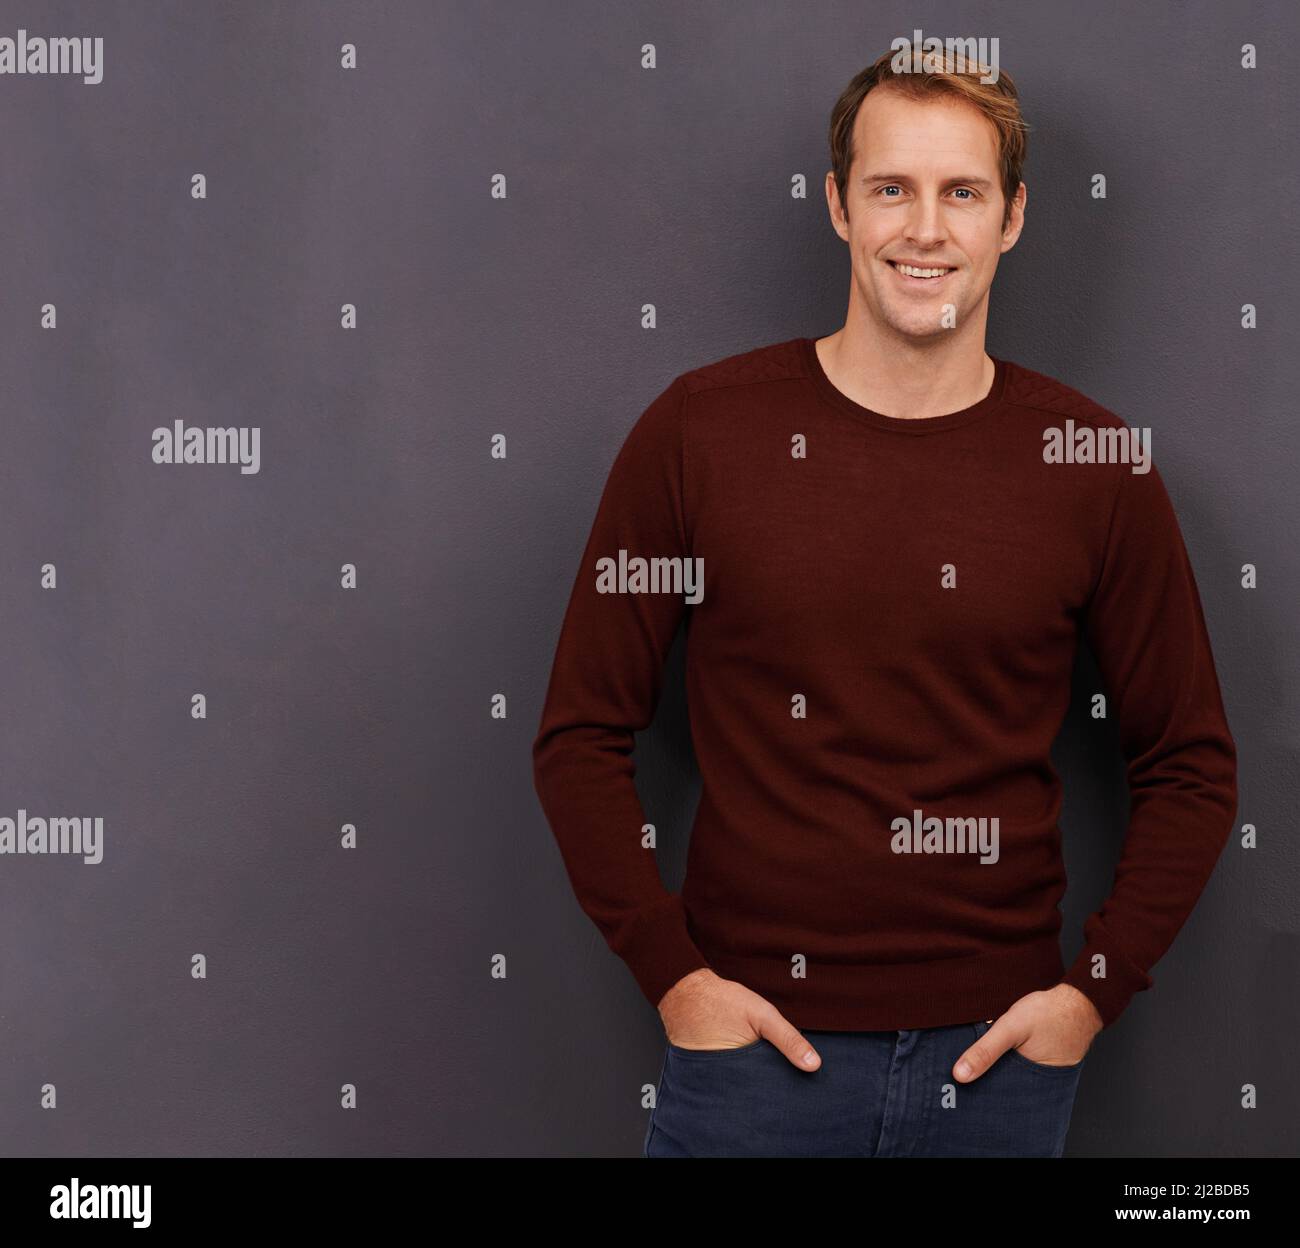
top-left (894, 263), bottom-right (950, 278)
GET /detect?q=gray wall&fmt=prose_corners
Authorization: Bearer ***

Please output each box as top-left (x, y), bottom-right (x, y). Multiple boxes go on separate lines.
top-left (0, 0), bottom-right (1293, 1157)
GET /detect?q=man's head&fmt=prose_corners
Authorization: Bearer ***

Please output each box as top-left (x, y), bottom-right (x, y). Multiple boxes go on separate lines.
top-left (825, 44), bottom-right (1029, 342)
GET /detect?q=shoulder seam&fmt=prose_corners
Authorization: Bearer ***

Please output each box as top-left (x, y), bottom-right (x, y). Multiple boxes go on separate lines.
top-left (999, 363), bottom-right (1130, 429)
top-left (1081, 454), bottom-right (1131, 608)
top-left (677, 340), bottom-right (806, 398)
top-left (1003, 394), bottom-right (1131, 429)
top-left (675, 374), bottom-right (693, 554)
top-left (681, 369), bottom-right (805, 398)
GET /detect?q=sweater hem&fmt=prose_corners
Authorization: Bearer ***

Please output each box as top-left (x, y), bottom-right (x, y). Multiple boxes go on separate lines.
top-left (700, 935), bottom-right (1067, 1032)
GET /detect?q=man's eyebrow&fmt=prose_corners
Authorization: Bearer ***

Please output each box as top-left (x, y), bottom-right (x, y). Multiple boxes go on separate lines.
top-left (859, 172), bottom-right (995, 189)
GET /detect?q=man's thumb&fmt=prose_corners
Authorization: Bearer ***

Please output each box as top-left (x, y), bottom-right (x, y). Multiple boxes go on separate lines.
top-left (760, 1012), bottom-right (821, 1071)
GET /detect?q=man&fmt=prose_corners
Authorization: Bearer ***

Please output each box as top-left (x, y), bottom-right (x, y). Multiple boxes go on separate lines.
top-left (531, 44), bottom-right (1238, 1157)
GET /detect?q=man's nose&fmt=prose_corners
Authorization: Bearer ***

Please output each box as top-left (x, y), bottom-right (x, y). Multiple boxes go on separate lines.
top-left (903, 195), bottom-right (945, 243)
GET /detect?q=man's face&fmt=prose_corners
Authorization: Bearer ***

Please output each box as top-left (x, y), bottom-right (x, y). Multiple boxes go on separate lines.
top-left (827, 86), bottom-right (1025, 341)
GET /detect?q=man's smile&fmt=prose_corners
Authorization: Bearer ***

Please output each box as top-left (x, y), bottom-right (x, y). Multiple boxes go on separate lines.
top-left (886, 258), bottom-right (958, 285)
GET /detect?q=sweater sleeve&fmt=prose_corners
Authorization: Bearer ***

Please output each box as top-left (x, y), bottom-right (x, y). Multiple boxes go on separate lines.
top-left (531, 374), bottom-right (711, 1011)
top-left (1060, 456), bottom-right (1238, 1028)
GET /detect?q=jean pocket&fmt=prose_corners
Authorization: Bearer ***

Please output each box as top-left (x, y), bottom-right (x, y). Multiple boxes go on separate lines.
top-left (1006, 1046), bottom-right (1085, 1075)
top-left (666, 1036), bottom-right (767, 1059)
top-left (970, 1019), bottom-right (1084, 1074)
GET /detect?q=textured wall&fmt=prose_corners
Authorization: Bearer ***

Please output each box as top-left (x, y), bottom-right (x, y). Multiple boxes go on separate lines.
top-left (0, 1), bottom-right (1293, 1157)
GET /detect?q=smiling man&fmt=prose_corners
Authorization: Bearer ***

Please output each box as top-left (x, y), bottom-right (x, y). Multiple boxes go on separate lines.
top-left (532, 43), bottom-right (1238, 1157)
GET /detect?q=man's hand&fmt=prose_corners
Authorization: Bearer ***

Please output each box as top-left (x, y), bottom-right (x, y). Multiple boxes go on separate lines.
top-left (657, 968), bottom-right (822, 1071)
top-left (953, 983), bottom-right (1103, 1082)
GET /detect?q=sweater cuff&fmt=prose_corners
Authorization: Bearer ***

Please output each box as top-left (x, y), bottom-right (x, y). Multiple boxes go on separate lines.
top-left (1060, 917), bottom-right (1154, 1029)
top-left (617, 893), bottom-right (712, 1010)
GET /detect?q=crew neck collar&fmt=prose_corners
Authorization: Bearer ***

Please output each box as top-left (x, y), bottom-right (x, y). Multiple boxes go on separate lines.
top-left (799, 336), bottom-right (1008, 435)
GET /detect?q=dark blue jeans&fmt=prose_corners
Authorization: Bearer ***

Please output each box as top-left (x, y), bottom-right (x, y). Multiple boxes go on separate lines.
top-left (643, 1019), bottom-right (1085, 1157)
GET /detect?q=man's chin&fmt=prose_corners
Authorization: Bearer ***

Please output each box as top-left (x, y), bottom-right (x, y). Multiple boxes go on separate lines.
top-left (878, 313), bottom-right (957, 342)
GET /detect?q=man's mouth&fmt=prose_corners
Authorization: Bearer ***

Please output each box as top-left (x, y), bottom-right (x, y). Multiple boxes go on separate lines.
top-left (887, 260), bottom-right (957, 283)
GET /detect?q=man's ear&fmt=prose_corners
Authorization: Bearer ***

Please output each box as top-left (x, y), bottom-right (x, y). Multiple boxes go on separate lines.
top-left (1000, 181), bottom-right (1027, 252)
top-left (825, 171), bottom-right (849, 242)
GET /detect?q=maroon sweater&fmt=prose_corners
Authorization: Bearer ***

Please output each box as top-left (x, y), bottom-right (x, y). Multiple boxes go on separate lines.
top-left (532, 337), bottom-right (1238, 1031)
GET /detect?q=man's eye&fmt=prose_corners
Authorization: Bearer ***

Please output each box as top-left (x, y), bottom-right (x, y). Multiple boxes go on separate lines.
top-left (880, 185), bottom-right (901, 196)
top-left (953, 188), bottom-right (973, 199)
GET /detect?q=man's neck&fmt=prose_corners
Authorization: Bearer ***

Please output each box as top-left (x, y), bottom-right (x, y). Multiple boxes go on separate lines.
top-left (815, 326), bottom-right (995, 421)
